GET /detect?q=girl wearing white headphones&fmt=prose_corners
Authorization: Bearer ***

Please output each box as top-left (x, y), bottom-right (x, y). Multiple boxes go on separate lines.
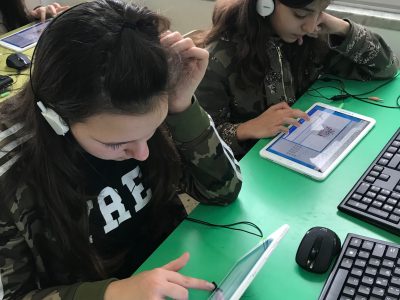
top-left (196, 0), bottom-right (398, 158)
top-left (0, 1), bottom-right (241, 299)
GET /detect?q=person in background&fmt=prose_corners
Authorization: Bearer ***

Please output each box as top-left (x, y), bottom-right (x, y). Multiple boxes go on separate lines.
top-left (0, 1), bottom-right (68, 34)
top-left (0, 0), bottom-right (241, 299)
top-left (196, 0), bottom-right (398, 158)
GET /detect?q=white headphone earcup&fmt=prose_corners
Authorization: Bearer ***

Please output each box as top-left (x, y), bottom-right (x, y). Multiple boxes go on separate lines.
top-left (37, 101), bottom-right (69, 136)
top-left (256, 0), bottom-right (275, 17)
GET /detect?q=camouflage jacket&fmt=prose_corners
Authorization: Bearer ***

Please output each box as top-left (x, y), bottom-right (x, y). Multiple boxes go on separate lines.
top-left (196, 19), bottom-right (399, 157)
top-left (0, 99), bottom-right (242, 299)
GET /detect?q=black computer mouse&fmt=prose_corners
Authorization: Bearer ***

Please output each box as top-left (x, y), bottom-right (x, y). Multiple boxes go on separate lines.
top-left (295, 227), bottom-right (341, 274)
top-left (6, 53), bottom-right (31, 70)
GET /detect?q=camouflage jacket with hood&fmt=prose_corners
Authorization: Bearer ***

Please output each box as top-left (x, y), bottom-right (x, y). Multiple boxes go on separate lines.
top-left (0, 98), bottom-right (242, 299)
top-left (196, 19), bottom-right (399, 157)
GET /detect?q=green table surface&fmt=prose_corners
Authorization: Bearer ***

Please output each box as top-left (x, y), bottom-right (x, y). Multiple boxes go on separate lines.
top-left (136, 75), bottom-right (400, 299)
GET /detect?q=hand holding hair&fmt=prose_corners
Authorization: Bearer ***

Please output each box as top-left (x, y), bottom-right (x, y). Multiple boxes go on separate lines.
top-left (160, 31), bottom-right (209, 114)
top-left (104, 252), bottom-right (215, 300)
top-left (236, 101), bottom-right (310, 141)
top-left (30, 2), bottom-right (69, 22)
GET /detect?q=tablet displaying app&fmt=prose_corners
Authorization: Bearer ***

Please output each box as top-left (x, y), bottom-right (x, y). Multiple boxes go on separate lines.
top-left (260, 103), bottom-right (375, 180)
top-left (0, 20), bottom-right (51, 52)
top-left (209, 224), bottom-right (289, 300)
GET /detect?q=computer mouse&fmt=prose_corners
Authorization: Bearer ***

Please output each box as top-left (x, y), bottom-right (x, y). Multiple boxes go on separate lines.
top-left (295, 227), bottom-right (341, 274)
top-left (6, 53), bottom-right (31, 70)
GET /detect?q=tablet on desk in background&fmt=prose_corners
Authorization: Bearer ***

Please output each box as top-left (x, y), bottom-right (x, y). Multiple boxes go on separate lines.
top-left (208, 224), bottom-right (289, 300)
top-left (0, 20), bottom-right (51, 52)
top-left (259, 102), bottom-right (375, 180)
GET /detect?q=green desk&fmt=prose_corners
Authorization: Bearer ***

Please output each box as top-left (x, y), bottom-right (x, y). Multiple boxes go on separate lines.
top-left (139, 77), bottom-right (400, 299)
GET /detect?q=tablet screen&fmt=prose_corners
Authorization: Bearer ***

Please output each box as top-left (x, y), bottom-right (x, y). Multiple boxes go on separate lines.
top-left (209, 238), bottom-right (272, 300)
top-left (1, 21), bottom-right (50, 49)
top-left (265, 104), bottom-right (370, 173)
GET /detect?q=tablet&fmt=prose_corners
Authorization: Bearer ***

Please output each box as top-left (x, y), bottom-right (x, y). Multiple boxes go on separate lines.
top-left (208, 224), bottom-right (289, 300)
top-left (0, 20), bottom-right (51, 52)
top-left (259, 102), bottom-right (375, 180)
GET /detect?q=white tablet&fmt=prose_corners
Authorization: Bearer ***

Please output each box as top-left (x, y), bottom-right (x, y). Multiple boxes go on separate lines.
top-left (0, 20), bottom-right (51, 52)
top-left (259, 102), bottom-right (375, 180)
top-left (208, 224), bottom-right (289, 300)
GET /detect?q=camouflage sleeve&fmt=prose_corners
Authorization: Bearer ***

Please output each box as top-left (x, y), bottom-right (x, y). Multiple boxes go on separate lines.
top-left (196, 45), bottom-right (251, 157)
top-left (325, 19), bottom-right (399, 80)
top-left (166, 98), bottom-right (242, 205)
top-left (0, 202), bottom-right (115, 299)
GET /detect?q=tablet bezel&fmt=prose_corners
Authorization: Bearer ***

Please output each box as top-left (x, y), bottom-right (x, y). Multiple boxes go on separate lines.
top-left (208, 224), bottom-right (289, 300)
top-left (259, 102), bottom-right (376, 181)
top-left (0, 20), bottom-right (51, 52)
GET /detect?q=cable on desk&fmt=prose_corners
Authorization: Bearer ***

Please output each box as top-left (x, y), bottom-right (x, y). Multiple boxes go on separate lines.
top-left (185, 217), bottom-right (264, 238)
top-left (307, 74), bottom-right (400, 109)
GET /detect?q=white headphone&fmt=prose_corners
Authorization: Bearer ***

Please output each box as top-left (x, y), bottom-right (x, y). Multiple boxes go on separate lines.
top-left (256, 0), bottom-right (275, 17)
top-left (37, 101), bottom-right (69, 136)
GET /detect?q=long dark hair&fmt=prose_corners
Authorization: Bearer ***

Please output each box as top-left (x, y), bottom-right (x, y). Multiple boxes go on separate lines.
top-left (0, 0), bottom-right (181, 280)
top-left (0, 0), bottom-right (31, 31)
top-left (205, 0), bottom-right (329, 95)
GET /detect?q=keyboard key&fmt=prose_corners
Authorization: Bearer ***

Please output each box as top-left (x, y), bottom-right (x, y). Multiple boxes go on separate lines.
top-left (345, 248), bottom-right (358, 258)
top-left (356, 183), bottom-right (370, 194)
top-left (368, 207), bottom-right (389, 218)
top-left (388, 286), bottom-right (400, 296)
top-left (379, 267), bottom-right (391, 277)
top-left (362, 241), bottom-right (374, 251)
top-left (365, 176), bottom-right (376, 183)
top-left (325, 268), bottom-right (348, 300)
top-left (351, 193), bottom-right (362, 201)
top-left (382, 259), bottom-right (395, 268)
top-left (369, 258), bottom-right (380, 267)
top-left (371, 287), bottom-right (385, 297)
top-left (381, 189), bottom-right (391, 196)
top-left (365, 266), bottom-right (377, 276)
top-left (388, 154), bottom-right (400, 169)
top-left (361, 276), bottom-right (374, 285)
top-left (347, 276), bottom-right (359, 286)
top-left (378, 158), bottom-right (389, 166)
top-left (379, 173), bottom-right (390, 181)
top-left (373, 244), bottom-right (387, 257)
top-left (373, 165), bottom-right (384, 172)
top-left (375, 277), bottom-right (389, 287)
top-left (350, 238), bottom-right (362, 248)
top-left (391, 276), bottom-right (400, 286)
top-left (389, 214), bottom-right (400, 223)
top-left (359, 250), bottom-right (371, 259)
top-left (347, 200), bottom-right (367, 210)
top-left (377, 195), bottom-right (388, 203)
top-left (341, 258), bottom-right (353, 269)
top-left (386, 246), bottom-right (399, 259)
top-left (343, 286), bottom-right (356, 296)
top-left (357, 285), bottom-right (371, 296)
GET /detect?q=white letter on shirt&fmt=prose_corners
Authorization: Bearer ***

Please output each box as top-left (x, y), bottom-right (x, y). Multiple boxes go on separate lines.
top-left (98, 187), bottom-right (132, 233)
top-left (121, 166), bottom-right (152, 212)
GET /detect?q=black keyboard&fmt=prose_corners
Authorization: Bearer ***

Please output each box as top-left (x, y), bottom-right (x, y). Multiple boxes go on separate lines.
top-left (338, 128), bottom-right (400, 236)
top-left (319, 233), bottom-right (400, 300)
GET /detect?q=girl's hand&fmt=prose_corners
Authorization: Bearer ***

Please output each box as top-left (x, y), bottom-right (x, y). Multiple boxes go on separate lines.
top-left (237, 102), bottom-right (310, 140)
top-left (307, 12), bottom-right (350, 38)
top-left (30, 3), bottom-right (69, 22)
top-left (160, 31), bottom-right (209, 114)
top-left (104, 252), bottom-right (215, 300)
